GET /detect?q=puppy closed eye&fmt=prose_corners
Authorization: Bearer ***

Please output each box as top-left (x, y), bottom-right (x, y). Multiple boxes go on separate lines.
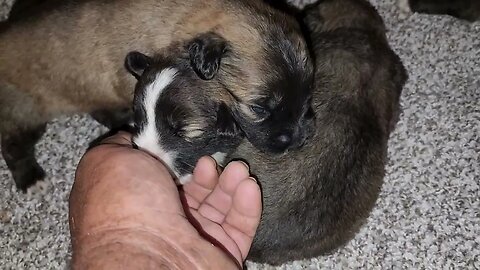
top-left (181, 124), bottom-right (205, 141)
top-left (250, 105), bottom-right (270, 119)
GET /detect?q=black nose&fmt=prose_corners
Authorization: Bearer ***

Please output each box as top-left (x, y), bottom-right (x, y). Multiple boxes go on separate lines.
top-left (274, 133), bottom-right (292, 149)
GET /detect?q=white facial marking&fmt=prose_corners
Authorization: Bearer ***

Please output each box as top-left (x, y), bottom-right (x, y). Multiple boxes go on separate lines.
top-left (133, 68), bottom-right (179, 174)
top-left (211, 152), bottom-right (227, 166)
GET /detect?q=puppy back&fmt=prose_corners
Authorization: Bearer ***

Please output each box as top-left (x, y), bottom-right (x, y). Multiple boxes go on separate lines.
top-left (234, 0), bottom-right (408, 264)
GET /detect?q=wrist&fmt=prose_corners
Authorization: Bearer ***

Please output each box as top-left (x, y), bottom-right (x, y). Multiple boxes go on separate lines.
top-left (71, 227), bottom-right (239, 270)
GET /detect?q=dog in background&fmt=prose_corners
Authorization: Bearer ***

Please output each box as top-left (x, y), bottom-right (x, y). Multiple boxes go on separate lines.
top-left (409, 0), bottom-right (480, 21)
top-left (0, 0), bottom-right (313, 191)
top-left (399, 0), bottom-right (480, 21)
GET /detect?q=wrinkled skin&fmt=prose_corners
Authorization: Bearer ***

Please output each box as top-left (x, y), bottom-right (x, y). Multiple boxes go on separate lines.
top-left (69, 132), bottom-right (262, 269)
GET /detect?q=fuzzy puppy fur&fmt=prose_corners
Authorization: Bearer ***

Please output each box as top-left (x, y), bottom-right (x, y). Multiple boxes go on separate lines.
top-left (226, 0), bottom-right (408, 264)
top-left (124, 43), bottom-right (244, 184)
top-left (408, 0), bottom-right (480, 22)
top-left (0, 0), bottom-right (313, 191)
top-left (124, 0), bottom-right (407, 264)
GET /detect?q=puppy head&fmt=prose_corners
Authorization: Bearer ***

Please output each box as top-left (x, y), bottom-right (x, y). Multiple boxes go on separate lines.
top-left (219, 24), bottom-right (315, 154)
top-left (125, 45), bottom-right (243, 184)
top-left (173, 29), bottom-right (314, 155)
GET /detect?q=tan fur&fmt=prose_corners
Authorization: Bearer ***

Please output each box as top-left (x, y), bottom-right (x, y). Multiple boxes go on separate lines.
top-left (0, 0), bottom-right (306, 132)
top-left (0, 0), bottom-right (310, 191)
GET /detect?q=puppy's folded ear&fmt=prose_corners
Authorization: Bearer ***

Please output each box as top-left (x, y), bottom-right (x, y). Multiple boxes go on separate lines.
top-left (216, 103), bottom-right (241, 138)
top-left (187, 32), bottom-right (228, 80)
top-left (125, 51), bottom-right (153, 79)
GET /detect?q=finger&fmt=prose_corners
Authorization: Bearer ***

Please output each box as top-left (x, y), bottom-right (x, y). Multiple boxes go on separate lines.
top-left (223, 178), bottom-right (262, 261)
top-left (197, 161), bottom-right (250, 223)
top-left (183, 156), bottom-right (219, 209)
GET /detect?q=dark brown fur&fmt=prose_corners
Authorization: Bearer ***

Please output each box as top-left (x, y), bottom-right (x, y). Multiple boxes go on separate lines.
top-left (0, 0), bottom-right (311, 191)
top-left (228, 0), bottom-right (408, 264)
top-left (126, 44), bottom-right (245, 180)
top-left (409, 0), bottom-right (480, 22)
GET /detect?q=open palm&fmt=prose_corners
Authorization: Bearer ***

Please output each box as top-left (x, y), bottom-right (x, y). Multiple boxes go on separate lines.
top-left (182, 157), bottom-right (262, 265)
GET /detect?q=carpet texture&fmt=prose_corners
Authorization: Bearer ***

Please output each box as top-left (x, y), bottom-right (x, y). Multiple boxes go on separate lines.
top-left (0, 0), bottom-right (479, 269)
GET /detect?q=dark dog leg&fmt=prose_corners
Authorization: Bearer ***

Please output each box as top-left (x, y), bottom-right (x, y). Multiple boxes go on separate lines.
top-left (90, 108), bottom-right (133, 129)
top-left (1, 124), bottom-right (47, 192)
top-left (89, 108), bottom-right (134, 149)
top-left (409, 0), bottom-right (480, 22)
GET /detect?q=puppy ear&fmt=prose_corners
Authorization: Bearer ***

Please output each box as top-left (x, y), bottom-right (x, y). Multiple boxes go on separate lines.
top-left (216, 103), bottom-right (241, 138)
top-left (125, 51), bottom-right (152, 79)
top-left (188, 32), bottom-right (228, 80)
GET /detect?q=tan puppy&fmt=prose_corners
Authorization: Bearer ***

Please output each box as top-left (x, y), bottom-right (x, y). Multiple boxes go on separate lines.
top-left (0, 0), bottom-right (313, 191)
top-left (230, 0), bottom-right (408, 264)
top-left (123, 45), bottom-right (244, 184)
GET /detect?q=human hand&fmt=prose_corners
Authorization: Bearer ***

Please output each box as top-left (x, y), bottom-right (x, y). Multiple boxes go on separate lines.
top-left (69, 132), bottom-right (261, 269)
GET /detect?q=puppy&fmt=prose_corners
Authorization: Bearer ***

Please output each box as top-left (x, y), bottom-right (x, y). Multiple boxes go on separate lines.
top-left (124, 44), bottom-right (243, 184)
top-left (126, 0), bottom-right (407, 263)
top-left (227, 0), bottom-right (408, 264)
top-left (408, 0), bottom-right (480, 22)
top-left (0, 0), bottom-right (313, 191)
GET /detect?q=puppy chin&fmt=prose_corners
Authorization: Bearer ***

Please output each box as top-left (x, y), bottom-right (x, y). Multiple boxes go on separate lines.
top-left (175, 152), bottom-right (227, 185)
top-left (131, 135), bottom-right (186, 182)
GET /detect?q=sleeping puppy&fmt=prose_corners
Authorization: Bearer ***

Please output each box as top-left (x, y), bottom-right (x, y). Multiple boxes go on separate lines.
top-left (0, 0), bottom-right (313, 191)
top-left (228, 0), bottom-right (408, 264)
top-left (127, 0), bottom-right (407, 264)
top-left (124, 45), bottom-right (243, 184)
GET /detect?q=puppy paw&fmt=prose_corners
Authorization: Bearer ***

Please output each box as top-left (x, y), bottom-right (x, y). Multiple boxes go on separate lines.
top-left (211, 152), bottom-right (227, 166)
top-left (177, 174), bottom-right (193, 185)
top-left (398, 0), bottom-right (412, 19)
top-left (25, 179), bottom-right (50, 198)
top-left (13, 164), bottom-right (46, 192)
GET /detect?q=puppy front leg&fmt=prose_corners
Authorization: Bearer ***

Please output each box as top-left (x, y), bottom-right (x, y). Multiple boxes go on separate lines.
top-left (90, 108), bottom-right (133, 130)
top-left (1, 124), bottom-right (47, 192)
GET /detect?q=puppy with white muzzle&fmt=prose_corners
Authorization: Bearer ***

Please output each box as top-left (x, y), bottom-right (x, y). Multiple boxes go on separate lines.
top-left (124, 43), bottom-right (244, 184)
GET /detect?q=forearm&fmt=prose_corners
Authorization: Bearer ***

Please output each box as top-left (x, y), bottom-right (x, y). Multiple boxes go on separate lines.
top-left (71, 229), bottom-right (238, 270)
top-left (71, 229), bottom-right (189, 269)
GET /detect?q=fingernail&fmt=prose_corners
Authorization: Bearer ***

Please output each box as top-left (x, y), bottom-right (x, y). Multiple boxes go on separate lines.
top-left (248, 177), bottom-right (258, 184)
top-left (237, 160), bottom-right (250, 171)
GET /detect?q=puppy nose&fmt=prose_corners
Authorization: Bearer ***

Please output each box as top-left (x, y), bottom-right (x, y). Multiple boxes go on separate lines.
top-left (274, 134), bottom-right (292, 148)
